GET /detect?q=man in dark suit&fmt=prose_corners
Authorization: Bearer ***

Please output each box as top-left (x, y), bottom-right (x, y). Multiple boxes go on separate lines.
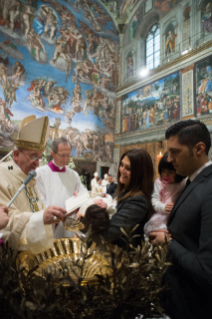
top-left (106, 174), bottom-right (117, 198)
top-left (160, 120), bottom-right (212, 319)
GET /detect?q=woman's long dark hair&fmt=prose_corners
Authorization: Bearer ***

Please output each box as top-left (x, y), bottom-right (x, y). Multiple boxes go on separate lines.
top-left (116, 148), bottom-right (154, 217)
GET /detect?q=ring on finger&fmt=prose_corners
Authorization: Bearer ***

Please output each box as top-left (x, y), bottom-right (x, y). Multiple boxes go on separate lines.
top-left (53, 216), bottom-right (58, 221)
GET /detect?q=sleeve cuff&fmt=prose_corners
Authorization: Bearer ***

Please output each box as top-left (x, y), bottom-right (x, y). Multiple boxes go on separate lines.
top-left (20, 210), bottom-right (54, 254)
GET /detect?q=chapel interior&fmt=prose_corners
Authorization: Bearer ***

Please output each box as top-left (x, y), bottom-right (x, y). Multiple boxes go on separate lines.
top-left (0, 0), bottom-right (211, 180)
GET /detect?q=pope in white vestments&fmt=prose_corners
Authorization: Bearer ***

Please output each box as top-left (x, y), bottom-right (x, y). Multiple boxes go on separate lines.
top-left (36, 137), bottom-right (86, 238)
top-left (0, 115), bottom-right (67, 254)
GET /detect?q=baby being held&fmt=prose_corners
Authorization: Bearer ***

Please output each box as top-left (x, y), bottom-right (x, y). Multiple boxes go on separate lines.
top-left (144, 152), bottom-right (186, 244)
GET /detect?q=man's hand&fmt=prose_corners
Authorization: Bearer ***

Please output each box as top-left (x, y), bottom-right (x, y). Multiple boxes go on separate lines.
top-left (43, 206), bottom-right (67, 225)
top-left (149, 229), bottom-right (172, 245)
top-left (73, 191), bottom-right (78, 197)
top-left (165, 203), bottom-right (174, 214)
top-left (0, 206), bottom-right (9, 230)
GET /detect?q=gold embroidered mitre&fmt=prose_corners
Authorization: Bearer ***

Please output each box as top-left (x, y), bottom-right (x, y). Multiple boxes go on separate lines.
top-left (15, 115), bottom-right (50, 152)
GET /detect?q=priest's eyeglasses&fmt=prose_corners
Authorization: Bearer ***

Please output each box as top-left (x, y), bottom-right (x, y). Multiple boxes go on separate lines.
top-left (56, 153), bottom-right (71, 158)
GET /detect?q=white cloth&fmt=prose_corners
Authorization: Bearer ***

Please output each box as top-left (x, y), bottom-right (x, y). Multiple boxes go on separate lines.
top-left (151, 182), bottom-right (166, 214)
top-left (36, 164), bottom-right (86, 238)
top-left (77, 194), bottom-right (117, 218)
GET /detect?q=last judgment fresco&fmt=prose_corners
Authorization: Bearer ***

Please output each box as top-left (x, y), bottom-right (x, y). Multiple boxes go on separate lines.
top-left (0, 0), bottom-right (119, 162)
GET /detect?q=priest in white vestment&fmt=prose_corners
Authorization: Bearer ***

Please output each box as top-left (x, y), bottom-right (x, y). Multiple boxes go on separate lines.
top-left (102, 174), bottom-right (109, 193)
top-left (36, 137), bottom-right (86, 238)
top-left (0, 115), bottom-right (67, 254)
top-left (91, 172), bottom-right (98, 189)
top-left (91, 177), bottom-right (104, 198)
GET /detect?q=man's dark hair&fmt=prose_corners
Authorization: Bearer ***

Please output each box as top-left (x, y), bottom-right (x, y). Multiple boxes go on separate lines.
top-left (52, 137), bottom-right (72, 153)
top-left (96, 177), bottom-right (102, 182)
top-left (165, 120), bottom-right (211, 155)
top-left (107, 174), bottom-right (112, 177)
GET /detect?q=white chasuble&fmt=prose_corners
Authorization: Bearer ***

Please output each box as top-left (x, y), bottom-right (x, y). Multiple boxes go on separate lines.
top-left (0, 160), bottom-right (54, 254)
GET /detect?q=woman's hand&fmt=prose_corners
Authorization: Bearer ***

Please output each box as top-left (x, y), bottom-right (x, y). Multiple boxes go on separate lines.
top-left (0, 206), bottom-right (9, 230)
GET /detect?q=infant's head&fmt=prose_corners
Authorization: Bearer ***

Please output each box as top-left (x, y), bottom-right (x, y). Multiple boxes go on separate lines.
top-left (84, 204), bottom-right (109, 234)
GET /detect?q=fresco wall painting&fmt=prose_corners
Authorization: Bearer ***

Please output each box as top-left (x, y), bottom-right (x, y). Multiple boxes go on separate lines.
top-left (195, 55), bottom-right (212, 117)
top-left (128, 6), bottom-right (143, 41)
top-left (200, 1), bottom-right (212, 34)
top-left (0, 0), bottom-right (119, 164)
top-left (121, 71), bottom-right (180, 134)
top-left (182, 6), bottom-right (190, 52)
top-left (100, 0), bottom-right (140, 24)
top-left (182, 68), bottom-right (194, 118)
top-left (154, 0), bottom-right (180, 13)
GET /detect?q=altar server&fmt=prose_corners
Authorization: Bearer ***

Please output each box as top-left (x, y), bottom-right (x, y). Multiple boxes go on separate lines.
top-left (36, 137), bottom-right (85, 238)
top-left (0, 115), bottom-right (66, 254)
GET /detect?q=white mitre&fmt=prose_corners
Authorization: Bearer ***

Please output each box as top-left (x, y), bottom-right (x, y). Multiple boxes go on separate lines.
top-left (15, 115), bottom-right (50, 152)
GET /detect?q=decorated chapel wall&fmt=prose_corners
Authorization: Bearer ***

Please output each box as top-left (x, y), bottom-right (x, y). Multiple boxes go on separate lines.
top-left (118, 0), bottom-right (212, 86)
top-left (116, 53), bottom-right (212, 173)
top-left (115, 0), bottom-right (212, 140)
top-left (0, 0), bottom-right (119, 164)
top-left (112, 0), bottom-right (212, 169)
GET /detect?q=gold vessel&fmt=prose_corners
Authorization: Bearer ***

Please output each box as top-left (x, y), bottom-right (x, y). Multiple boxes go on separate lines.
top-left (17, 238), bottom-right (112, 285)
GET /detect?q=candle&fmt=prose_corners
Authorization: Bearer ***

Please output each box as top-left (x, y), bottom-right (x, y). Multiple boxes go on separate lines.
top-left (157, 151), bottom-right (163, 160)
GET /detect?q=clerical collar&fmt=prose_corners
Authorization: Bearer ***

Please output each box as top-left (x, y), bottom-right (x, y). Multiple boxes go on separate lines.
top-left (48, 160), bottom-right (66, 172)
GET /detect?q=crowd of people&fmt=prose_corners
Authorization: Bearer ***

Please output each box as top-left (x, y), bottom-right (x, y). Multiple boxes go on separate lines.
top-left (0, 116), bottom-right (211, 318)
top-left (90, 172), bottom-right (117, 198)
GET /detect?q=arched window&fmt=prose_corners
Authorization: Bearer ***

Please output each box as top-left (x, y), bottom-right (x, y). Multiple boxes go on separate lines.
top-left (146, 23), bottom-right (160, 70)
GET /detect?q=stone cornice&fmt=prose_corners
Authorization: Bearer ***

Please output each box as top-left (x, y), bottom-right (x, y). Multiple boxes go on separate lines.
top-left (115, 116), bottom-right (212, 145)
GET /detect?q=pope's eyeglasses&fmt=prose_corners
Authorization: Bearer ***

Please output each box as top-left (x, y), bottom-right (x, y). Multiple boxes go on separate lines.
top-left (19, 149), bottom-right (42, 162)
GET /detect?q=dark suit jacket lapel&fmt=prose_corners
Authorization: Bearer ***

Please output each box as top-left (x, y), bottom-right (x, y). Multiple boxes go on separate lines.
top-left (168, 165), bottom-right (212, 225)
